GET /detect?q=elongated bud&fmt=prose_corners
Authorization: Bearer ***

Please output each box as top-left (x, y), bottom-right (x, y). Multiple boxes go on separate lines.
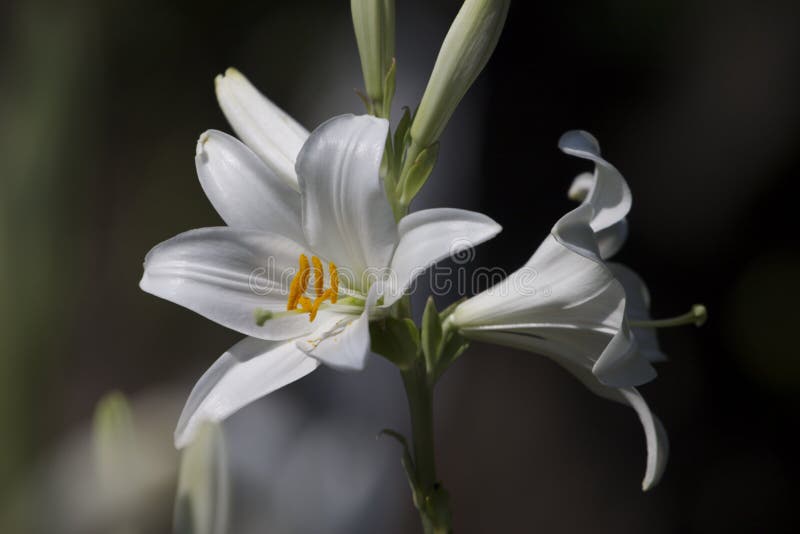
top-left (174, 422), bottom-right (230, 534)
top-left (411, 0), bottom-right (509, 148)
top-left (92, 391), bottom-right (138, 494)
top-left (351, 0), bottom-right (396, 118)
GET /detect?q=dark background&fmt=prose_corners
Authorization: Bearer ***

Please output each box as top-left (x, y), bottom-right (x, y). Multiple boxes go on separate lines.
top-left (1, 0), bottom-right (798, 532)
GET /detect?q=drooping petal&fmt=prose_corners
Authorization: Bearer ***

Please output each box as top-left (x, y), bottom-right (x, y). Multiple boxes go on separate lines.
top-left (558, 130), bottom-right (632, 236)
top-left (195, 130), bottom-right (305, 244)
top-left (295, 286), bottom-right (380, 371)
top-left (174, 337), bottom-right (320, 448)
top-left (215, 68), bottom-right (309, 189)
top-left (618, 387), bottom-right (670, 491)
top-left (610, 263), bottom-right (668, 362)
top-left (384, 208), bottom-right (502, 305)
top-left (296, 114), bottom-right (397, 283)
top-left (557, 359), bottom-right (668, 491)
top-left (140, 227), bottom-right (317, 340)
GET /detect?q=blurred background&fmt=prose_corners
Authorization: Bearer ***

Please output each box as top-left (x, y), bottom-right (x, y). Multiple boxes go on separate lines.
top-left (1, 0), bottom-right (798, 532)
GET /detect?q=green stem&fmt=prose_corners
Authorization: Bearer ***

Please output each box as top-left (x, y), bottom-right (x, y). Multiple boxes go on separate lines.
top-left (402, 363), bottom-right (452, 533)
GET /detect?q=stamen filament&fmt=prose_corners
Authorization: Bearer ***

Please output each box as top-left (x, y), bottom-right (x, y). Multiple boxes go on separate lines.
top-left (298, 296), bottom-right (313, 314)
top-left (309, 288), bottom-right (334, 321)
top-left (312, 256), bottom-right (324, 297)
top-left (630, 304), bottom-right (707, 329)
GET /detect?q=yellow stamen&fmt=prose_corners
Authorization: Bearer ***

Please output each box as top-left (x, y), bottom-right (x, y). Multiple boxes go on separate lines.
top-left (283, 255), bottom-right (341, 322)
top-left (286, 254), bottom-right (310, 310)
top-left (309, 289), bottom-right (333, 322)
top-left (298, 254), bottom-right (310, 294)
top-left (286, 276), bottom-right (301, 311)
top-left (329, 262), bottom-right (339, 304)
top-left (312, 256), bottom-right (324, 297)
top-left (298, 296), bottom-right (313, 314)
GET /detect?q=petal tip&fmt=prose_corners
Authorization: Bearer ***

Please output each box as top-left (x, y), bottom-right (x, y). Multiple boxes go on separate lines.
top-left (196, 130), bottom-right (211, 157)
top-left (558, 130), bottom-right (601, 158)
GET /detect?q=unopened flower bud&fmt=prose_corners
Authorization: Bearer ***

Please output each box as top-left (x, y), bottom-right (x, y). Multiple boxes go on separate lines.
top-left (351, 0), bottom-right (396, 117)
top-left (411, 0), bottom-right (509, 148)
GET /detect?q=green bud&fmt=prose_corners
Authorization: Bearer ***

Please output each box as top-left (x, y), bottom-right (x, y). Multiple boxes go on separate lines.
top-left (399, 142), bottom-right (439, 207)
top-left (421, 297), bottom-right (443, 373)
top-left (174, 422), bottom-right (230, 534)
top-left (351, 0), bottom-right (396, 118)
top-left (92, 391), bottom-right (138, 492)
top-left (411, 0), bottom-right (510, 147)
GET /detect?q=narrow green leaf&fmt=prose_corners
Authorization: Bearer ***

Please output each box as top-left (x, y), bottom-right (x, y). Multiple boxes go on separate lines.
top-left (400, 142), bottom-right (439, 204)
top-left (434, 330), bottom-right (470, 381)
top-left (393, 106), bottom-right (412, 165)
top-left (439, 297), bottom-right (466, 321)
top-left (421, 297), bottom-right (443, 373)
top-left (382, 57), bottom-right (397, 118)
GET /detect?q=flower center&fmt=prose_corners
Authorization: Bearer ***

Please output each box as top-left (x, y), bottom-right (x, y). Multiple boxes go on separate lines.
top-left (286, 254), bottom-right (339, 321)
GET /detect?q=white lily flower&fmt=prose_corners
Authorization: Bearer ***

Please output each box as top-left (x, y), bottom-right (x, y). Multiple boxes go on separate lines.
top-left (450, 130), bottom-right (674, 489)
top-left (140, 111), bottom-right (501, 447)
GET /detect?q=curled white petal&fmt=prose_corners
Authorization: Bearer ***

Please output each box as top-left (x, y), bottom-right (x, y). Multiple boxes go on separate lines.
top-left (558, 130), bottom-right (632, 238)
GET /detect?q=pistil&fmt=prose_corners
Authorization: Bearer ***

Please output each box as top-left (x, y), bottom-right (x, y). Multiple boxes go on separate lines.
top-left (630, 304), bottom-right (707, 329)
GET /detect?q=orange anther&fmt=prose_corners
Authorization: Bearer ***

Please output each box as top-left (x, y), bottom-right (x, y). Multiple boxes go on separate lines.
top-left (329, 262), bottom-right (339, 303)
top-left (312, 256), bottom-right (324, 297)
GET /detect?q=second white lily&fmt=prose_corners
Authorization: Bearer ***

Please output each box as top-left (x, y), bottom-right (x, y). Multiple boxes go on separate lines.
top-left (450, 130), bottom-right (677, 490)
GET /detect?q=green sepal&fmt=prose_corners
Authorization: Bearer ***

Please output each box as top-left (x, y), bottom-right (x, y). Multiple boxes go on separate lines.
top-left (420, 297), bottom-right (443, 373)
top-left (377, 428), bottom-right (420, 496)
top-left (381, 57), bottom-right (396, 119)
top-left (434, 329), bottom-right (470, 381)
top-left (399, 142), bottom-right (439, 205)
top-left (370, 317), bottom-right (419, 369)
top-left (354, 88), bottom-right (372, 114)
top-left (393, 106), bottom-right (412, 166)
top-left (439, 297), bottom-right (466, 321)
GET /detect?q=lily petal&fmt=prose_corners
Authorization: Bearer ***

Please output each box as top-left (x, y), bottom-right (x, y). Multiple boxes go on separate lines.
top-left (174, 337), bottom-right (319, 448)
top-left (592, 320), bottom-right (657, 386)
top-left (558, 359), bottom-right (668, 491)
top-left (296, 114), bottom-right (397, 282)
top-left (453, 231), bottom-right (616, 328)
top-left (610, 263), bottom-right (667, 363)
top-left (295, 285), bottom-right (380, 371)
top-left (558, 130), bottom-right (632, 236)
top-left (196, 130), bottom-right (305, 244)
top-left (454, 227), bottom-right (656, 387)
top-left (567, 172), bottom-right (629, 260)
top-left (140, 227), bottom-right (316, 340)
top-left (384, 208), bottom-right (502, 306)
top-left (215, 68), bottom-right (308, 189)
